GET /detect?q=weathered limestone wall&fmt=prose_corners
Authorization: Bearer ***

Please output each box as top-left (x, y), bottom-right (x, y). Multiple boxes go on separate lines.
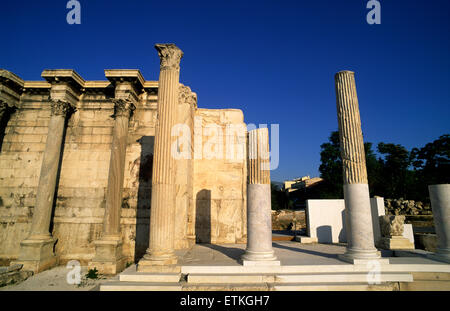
top-left (0, 93), bottom-right (48, 264)
top-left (174, 85), bottom-right (196, 249)
top-left (0, 79), bottom-right (160, 265)
top-left (0, 69), bottom-right (248, 265)
top-left (193, 108), bottom-right (247, 244)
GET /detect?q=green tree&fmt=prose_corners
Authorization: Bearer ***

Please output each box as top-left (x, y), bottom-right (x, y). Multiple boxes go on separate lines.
top-left (376, 142), bottom-right (412, 198)
top-left (365, 142), bottom-right (383, 196)
top-left (411, 134), bottom-right (450, 201)
top-left (318, 131), bottom-right (380, 198)
top-left (318, 131), bottom-right (343, 198)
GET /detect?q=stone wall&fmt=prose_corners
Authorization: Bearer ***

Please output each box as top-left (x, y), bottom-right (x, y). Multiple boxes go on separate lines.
top-left (384, 199), bottom-right (432, 216)
top-left (271, 210), bottom-right (306, 231)
top-left (193, 109), bottom-right (247, 244)
top-left (0, 70), bottom-right (248, 265)
top-left (0, 91), bottom-right (50, 264)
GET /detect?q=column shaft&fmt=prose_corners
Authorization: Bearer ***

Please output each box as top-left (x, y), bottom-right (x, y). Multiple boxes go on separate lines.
top-left (89, 99), bottom-right (134, 274)
top-left (102, 100), bottom-right (134, 237)
top-left (139, 44), bottom-right (183, 270)
top-left (428, 184), bottom-right (450, 263)
top-left (148, 68), bottom-right (178, 259)
top-left (335, 71), bottom-right (380, 262)
top-left (241, 128), bottom-right (279, 265)
top-left (29, 100), bottom-right (71, 238)
top-left (13, 99), bottom-right (72, 272)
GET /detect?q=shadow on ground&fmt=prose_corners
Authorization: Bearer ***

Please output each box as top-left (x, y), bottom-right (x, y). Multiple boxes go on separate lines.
top-left (202, 244), bottom-right (245, 262)
top-left (272, 242), bottom-right (339, 259)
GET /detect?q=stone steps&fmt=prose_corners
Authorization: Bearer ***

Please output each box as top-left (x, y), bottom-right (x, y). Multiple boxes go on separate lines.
top-left (97, 263), bottom-right (422, 291)
top-left (272, 282), bottom-right (399, 291)
top-left (119, 272), bottom-right (181, 283)
top-left (186, 272), bottom-right (413, 284)
top-left (180, 282), bottom-right (393, 291)
top-left (99, 281), bottom-right (182, 291)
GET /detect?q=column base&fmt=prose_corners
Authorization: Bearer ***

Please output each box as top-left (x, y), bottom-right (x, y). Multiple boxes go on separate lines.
top-left (379, 237), bottom-right (415, 250)
top-left (88, 238), bottom-right (126, 275)
top-left (241, 250), bottom-right (279, 266)
top-left (338, 248), bottom-right (389, 265)
top-left (137, 250), bottom-right (179, 272)
top-left (186, 235), bottom-right (196, 248)
top-left (241, 260), bottom-right (281, 266)
top-left (11, 237), bottom-right (58, 273)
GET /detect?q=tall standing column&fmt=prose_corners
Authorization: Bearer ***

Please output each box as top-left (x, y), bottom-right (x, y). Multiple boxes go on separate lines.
top-left (89, 98), bottom-right (135, 274)
top-left (241, 128), bottom-right (279, 266)
top-left (334, 71), bottom-right (383, 264)
top-left (138, 44), bottom-right (183, 271)
top-left (14, 99), bottom-right (73, 272)
top-left (427, 184), bottom-right (450, 263)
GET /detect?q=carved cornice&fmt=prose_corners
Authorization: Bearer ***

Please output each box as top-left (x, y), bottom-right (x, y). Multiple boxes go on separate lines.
top-left (41, 70), bottom-right (85, 91)
top-left (112, 97), bottom-right (136, 118)
top-left (155, 44), bottom-right (183, 71)
top-left (178, 85), bottom-right (197, 107)
top-left (50, 99), bottom-right (75, 116)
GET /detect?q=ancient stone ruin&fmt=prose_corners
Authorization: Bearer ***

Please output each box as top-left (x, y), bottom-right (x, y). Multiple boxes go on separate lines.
top-left (1, 44), bottom-right (449, 291)
top-left (0, 44), bottom-right (248, 273)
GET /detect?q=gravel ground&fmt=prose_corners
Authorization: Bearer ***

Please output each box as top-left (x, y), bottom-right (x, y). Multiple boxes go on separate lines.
top-left (0, 265), bottom-right (116, 291)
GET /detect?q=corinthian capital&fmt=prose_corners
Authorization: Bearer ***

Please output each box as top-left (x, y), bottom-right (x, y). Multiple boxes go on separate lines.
top-left (113, 98), bottom-right (136, 118)
top-left (50, 99), bottom-right (74, 116)
top-left (155, 43), bottom-right (183, 71)
top-left (379, 215), bottom-right (405, 238)
top-left (178, 85), bottom-right (197, 107)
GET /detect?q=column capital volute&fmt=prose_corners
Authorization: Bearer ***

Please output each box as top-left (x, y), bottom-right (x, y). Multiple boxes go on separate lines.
top-left (155, 44), bottom-right (183, 71)
top-left (49, 99), bottom-right (75, 116)
top-left (112, 97), bottom-right (136, 118)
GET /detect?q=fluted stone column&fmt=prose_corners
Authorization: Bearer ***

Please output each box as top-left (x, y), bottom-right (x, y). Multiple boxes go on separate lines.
top-left (138, 44), bottom-right (183, 272)
top-left (427, 184), bottom-right (450, 263)
top-left (334, 71), bottom-right (384, 264)
top-left (14, 99), bottom-right (73, 272)
top-left (241, 128), bottom-right (279, 266)
top-left (89, 98), bottom-right (135, 274)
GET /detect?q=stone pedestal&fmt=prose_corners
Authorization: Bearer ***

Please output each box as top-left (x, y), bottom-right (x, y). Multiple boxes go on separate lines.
top-left (427, 184), bottom-right (450, 263)
top-left (13, 99), bottom-right (73, 273)
top-left (89, 237), bottom-right (127, 275)
top-left (138, 44), bottom-right (183, 272)
top-left (241, 128), bottom-right (279, 266)
top-left (89, 98), bottom-right (134, 274)
top-left (378, 215), bottom-right (414, 250)
top-left (11, 237), bottom-right (57, 273)
top-left (334, 71), bottom-right (383, 264)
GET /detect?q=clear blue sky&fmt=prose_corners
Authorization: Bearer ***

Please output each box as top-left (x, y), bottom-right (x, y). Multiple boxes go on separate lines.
top-left (1, 0), bottom-right (449, 182)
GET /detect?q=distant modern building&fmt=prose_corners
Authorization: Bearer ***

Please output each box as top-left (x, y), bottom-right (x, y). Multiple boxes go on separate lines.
top-left (284, 176), bottom-right (323, 193)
